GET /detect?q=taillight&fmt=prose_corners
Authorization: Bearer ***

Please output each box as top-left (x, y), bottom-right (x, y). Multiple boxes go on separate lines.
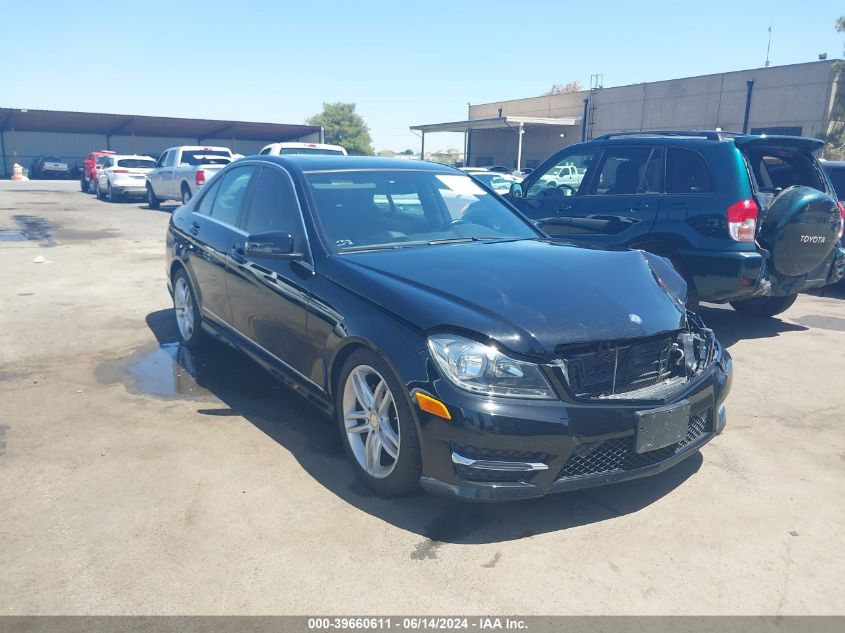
top-left (727, 199), bottom-right (759, 242)
top-left (196, 170), bottom-right (206, 185)
top-left (838, 201), bottom-right (844, 240)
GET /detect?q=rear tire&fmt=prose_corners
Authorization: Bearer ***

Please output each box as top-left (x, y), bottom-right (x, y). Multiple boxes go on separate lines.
top-left (107, 183), bottom-right (118, 202)
top-left (181, 184), bottom-right (192, 205)
top-left (80, 177), bottom-right (87, 192)
top-left (172, 269), bottom-right (204, 349)
top-left (147, 183), bottom-right (160, 210)
top-left (730, 293), bottom-right (798, 318)
top-left (336, 348), bottom-right (422, 497)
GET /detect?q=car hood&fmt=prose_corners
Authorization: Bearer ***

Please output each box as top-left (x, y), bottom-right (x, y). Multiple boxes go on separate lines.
top-left (324, 240), bottom-right (687, 358)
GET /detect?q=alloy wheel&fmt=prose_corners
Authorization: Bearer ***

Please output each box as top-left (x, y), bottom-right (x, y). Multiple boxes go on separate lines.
top-left (342, 365), bottom-right (401, 478)
top-left (174, 276), bottom-right (195, 341)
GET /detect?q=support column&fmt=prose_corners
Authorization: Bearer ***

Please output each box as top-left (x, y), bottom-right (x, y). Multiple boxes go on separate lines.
top-left (420, 132), bottom-right (425, 161)
top-left (516, 122), bottom-right (525, 172)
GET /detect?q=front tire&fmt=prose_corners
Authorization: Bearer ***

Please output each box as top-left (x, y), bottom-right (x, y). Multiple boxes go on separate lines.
top-left (730, 293), bottom-right (798, 317)
top-left (147, 183), bottom-right (160, 210)
top-left (172, 270), bottom-right (204, 349)
top-left (336, 349), bottom-right (422, 496)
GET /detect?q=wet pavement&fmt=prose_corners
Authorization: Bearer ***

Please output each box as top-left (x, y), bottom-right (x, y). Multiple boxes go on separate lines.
top-left (0, 215), bottom-right (55, 245)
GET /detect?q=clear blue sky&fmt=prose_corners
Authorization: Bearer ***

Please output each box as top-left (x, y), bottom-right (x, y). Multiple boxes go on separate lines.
top-left (1, 0), bottom-right (842, 151)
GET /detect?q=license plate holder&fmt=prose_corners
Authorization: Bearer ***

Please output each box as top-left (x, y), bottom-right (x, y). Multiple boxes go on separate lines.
top-left (635, 400), bottom-right (691, 453)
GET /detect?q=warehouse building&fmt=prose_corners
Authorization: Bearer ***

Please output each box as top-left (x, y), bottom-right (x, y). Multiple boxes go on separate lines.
top-left (0, 108), bottom-right (323, 178)
top-left (412, 60), bottom-right (844, 170)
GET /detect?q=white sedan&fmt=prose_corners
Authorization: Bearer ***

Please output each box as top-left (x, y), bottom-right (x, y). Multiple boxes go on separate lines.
top-left (96, 155), bottom-right (157, 202)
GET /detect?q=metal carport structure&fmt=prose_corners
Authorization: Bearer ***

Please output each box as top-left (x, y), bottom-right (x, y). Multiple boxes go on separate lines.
top-left (410, 115), bottom-right (582, 171)
top-left (0, 107), bottom-right (323, 177)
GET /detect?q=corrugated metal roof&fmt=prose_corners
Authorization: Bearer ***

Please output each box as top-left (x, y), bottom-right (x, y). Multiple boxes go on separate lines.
top-left (0, 107), bottom-right (320, 142)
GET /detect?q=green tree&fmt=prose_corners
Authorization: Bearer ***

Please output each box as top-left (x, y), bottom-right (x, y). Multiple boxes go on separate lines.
top-left (307, 102), bottom-right (374, 156)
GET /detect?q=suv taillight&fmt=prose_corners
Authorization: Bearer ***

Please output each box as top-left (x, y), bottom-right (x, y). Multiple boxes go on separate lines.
top-left (196, 170), bottom-right (206, 185)
top-left (727, 199), bottom-right (759, 242)
top-left (838, 201), bottom-right (844, 240)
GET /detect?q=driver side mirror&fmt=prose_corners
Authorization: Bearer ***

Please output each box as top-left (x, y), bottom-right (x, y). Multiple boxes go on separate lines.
top-left (509, 182), bottom-right (524, 199)
top-left (245, 231), bottom-right (302, 259)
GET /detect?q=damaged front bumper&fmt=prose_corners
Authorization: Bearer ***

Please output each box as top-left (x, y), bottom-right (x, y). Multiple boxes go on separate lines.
top-left (410, 318), bottom-right (733, 502)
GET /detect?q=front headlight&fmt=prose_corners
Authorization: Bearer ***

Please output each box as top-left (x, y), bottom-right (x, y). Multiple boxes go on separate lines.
top-left (427, 334), bottom-right (555, 400)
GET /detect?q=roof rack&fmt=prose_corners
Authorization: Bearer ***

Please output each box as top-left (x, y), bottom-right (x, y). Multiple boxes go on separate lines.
top-left (592, 130), bottom-right (740, 141)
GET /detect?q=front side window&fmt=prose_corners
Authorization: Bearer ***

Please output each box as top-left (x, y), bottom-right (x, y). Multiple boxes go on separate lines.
top-left (209, 166), bottom-right (256, 226)
top-left (156, 151), bottom-right (169, 168)
top-left (590, 146), bottom-right (663, 195)
top-left (242, 167), bottom-right (303, 240)
top-left (305, 170), bottom-right (537, 252)
top-left (528, 149), bottom-right (598, 197)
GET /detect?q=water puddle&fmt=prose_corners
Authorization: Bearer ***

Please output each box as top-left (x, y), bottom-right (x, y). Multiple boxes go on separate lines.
top-left (0, 216), bottom-right (56, 246)
top-left (0, 229), bottom-right (27, 241)
top-left (97, 338), bottom-right (325, 418)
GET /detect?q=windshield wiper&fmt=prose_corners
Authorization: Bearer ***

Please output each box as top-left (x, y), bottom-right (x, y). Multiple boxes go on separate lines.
top-left (427, 237), bottom-right (480, 245)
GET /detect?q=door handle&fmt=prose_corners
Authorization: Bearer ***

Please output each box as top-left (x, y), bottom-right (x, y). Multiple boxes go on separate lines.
top-left (555, 203), bottom-right (575, 215)
top-left (190, 221), bottom-right (200, 235)
top-left (628, 204), bottom-right (650, 213)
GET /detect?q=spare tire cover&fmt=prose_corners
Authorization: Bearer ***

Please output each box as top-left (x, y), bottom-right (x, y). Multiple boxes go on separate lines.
top-left (758, 186), bottom-right (840, 278)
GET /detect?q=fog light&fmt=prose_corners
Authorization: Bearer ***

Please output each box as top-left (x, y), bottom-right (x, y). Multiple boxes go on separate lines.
top-left (716, 404), bottom-right (727, 434)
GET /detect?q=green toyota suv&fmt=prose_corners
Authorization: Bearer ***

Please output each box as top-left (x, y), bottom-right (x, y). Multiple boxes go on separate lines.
top-left (509, 131), bottom-right (845, 316)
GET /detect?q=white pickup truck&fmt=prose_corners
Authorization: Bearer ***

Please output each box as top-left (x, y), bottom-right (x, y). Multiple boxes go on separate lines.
top-left (145, 146), bottom-right (232, 208)
top-left (537, 164), bottom-right (585, 189)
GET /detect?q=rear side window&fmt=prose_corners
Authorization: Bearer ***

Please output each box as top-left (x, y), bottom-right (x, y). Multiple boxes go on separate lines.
top-left (209, 166), bottom-right (256, 226)
top-left (666, 148), bottom-right (713, 193)
top-left (194, 178), bottom-right (221, 216)
top-left (745, 150), bottom-right (825, 194)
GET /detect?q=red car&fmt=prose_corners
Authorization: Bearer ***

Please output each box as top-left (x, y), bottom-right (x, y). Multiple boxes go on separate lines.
top-left (80, 150), bottom-right (115, 192)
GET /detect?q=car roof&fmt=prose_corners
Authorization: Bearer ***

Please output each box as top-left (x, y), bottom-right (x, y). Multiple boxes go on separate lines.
top-left (247, 155), bottom-right (460, 173)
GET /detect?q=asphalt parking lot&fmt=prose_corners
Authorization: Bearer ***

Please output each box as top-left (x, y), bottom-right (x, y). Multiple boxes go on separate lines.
top-left (1, 180), bottom-right (844, 615)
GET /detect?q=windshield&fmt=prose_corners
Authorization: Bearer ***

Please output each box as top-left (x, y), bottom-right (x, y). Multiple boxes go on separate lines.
top-left (117, 158), bottom-right (155, 169)
top-left (305, 170), bottom-right (538, 252)
top-left (180, 150), bottom-right (231, 166)
top-left (278, 147), bottom-right (345, 156)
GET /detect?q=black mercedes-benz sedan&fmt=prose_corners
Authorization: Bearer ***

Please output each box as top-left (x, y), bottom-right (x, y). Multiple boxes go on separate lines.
top-left (165, 156), bottom-right (732, 501)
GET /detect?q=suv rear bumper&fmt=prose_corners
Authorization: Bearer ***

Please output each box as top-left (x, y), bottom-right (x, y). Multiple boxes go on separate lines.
top-left (680, 246), bottom-right (845, 302)
top-left (679, 249), bottom-right (765, 301)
